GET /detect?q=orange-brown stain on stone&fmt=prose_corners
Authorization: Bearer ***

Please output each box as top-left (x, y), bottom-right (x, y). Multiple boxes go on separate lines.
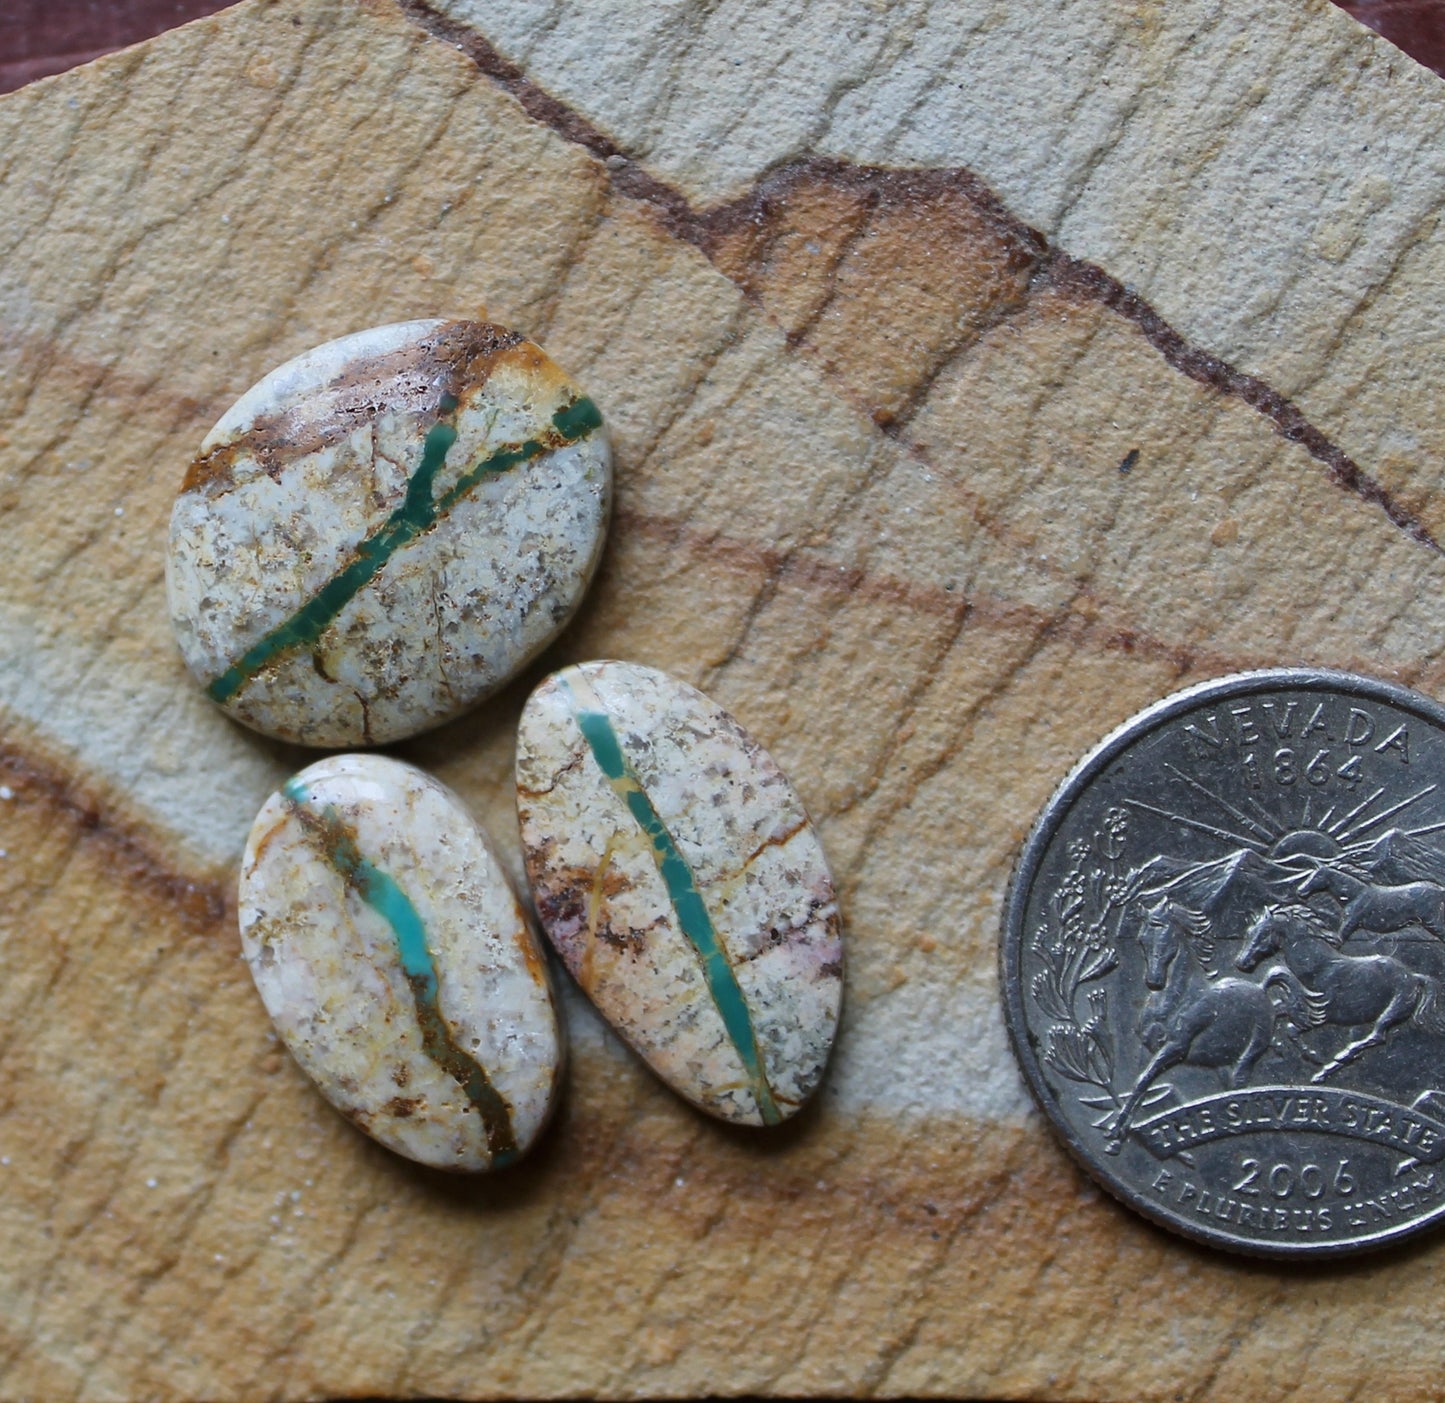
top-left (245, 811), bottom-right (291, 869)
top-left (179, 320), bottom-right (529, 497)
top-left (513, 896), bottom-right (552, 989)
top-left (522, 839), bottom-right (641, 992)
top-left (705, 162), bottom-right (1042, 427)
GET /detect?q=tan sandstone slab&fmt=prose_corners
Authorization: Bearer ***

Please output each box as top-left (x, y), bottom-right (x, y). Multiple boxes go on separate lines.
top-left (2, 0), bottom-right (1445, 1399)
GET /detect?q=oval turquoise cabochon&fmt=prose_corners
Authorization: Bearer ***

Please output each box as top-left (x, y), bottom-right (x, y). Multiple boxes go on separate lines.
top-left (517, 660), bottom-right (844, 1127)
top-left (167, 319), bottom-right (611, 747)
top-left (239, 753), bottom-right (564, 1171)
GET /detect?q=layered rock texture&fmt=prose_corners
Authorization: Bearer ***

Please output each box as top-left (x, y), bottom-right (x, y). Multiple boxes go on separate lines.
top-left (3, 0), bottom-right (1445, 1398)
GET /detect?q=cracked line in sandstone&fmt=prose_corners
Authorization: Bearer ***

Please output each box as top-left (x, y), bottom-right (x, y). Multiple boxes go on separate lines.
top-left (235, 1195), bottom-right (391, 1385)
top-left (489, 1086), bottom-right (674, 1366)
top-left (618, 507), bottom-right (1374, 702)
top-left (31, 24), bottom-right (327, 392)
top-left (73, 1087), bottom-right (274, 1399)
top-left (399, 0), bottom-right (1439, 557)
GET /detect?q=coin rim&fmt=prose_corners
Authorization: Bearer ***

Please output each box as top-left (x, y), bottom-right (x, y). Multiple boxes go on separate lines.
top-left (1001, 666), bottom-right (1445, 1259)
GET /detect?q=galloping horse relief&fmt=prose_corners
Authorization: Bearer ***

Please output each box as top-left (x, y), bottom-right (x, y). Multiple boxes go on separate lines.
top-left (1237, 904), bottom-right (1445, 1080)
top-left (1100, 897), bottom-right (1280, 1153)
top-left (1032, 768), bottom-right (1445, 1157)
top-left (1297, 862), bottom-right (1445, 943)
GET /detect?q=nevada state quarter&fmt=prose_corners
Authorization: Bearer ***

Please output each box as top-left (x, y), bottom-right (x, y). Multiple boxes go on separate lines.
top-left (1002, 669), bottom-right (1445, 1257)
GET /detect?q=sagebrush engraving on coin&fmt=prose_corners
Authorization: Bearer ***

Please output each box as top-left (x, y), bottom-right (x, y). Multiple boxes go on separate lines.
top-left (1003, 671), bottom-right (1445, 1256)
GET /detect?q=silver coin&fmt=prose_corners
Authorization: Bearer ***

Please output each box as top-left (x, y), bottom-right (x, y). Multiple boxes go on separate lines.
top-left (1002, 668), bottom-right (1445, 1257)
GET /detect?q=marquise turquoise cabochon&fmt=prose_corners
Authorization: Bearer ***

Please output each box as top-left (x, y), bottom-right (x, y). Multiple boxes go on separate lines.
top-left (167, 319), bottom-right (611, 747)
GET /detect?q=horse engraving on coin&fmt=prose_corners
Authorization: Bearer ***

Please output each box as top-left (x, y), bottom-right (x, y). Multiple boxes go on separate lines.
top-left (1002, 670), bottom-right (1445, 1256)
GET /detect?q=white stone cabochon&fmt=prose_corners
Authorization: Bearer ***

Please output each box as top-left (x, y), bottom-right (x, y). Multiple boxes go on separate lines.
top-left (518, 660), bottom-right (843, 1125)
top-left (167, 319), bottom-right (611, 745)
top-left (239, 753), bottom-right (563, 1171)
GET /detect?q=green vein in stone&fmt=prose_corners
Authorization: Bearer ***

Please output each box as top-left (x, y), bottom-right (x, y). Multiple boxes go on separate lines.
top-left (207, 394), bottom-right (603, 705)
top-left (284, 777), bottom-right (519, 1164)
top-left (566, 689), bottom-right (783, 1126)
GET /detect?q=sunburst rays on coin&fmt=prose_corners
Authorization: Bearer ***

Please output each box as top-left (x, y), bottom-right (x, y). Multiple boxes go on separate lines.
top-left (1125, 766), bottom-right (1445, 874)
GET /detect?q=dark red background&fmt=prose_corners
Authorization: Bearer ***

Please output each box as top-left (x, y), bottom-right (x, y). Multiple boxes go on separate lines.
top-left (1344, 0), bottom-right (1445, 73)
top-left (1, 1), bottom-right (233, 92)
top-left (1, 0), bottom-right (1443, 95)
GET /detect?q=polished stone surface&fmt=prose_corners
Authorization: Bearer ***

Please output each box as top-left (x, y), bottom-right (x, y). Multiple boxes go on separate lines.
top-left (239, 753), bottom-right (563, 1171)
top-left (517, 660), bottom-right (843, 1126)
top-left (168, 318), bottom-right (610, 746)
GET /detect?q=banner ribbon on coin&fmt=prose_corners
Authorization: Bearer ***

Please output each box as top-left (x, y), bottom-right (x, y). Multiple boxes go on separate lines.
top-left (1131, 1086), bottom-right (1445, 1163)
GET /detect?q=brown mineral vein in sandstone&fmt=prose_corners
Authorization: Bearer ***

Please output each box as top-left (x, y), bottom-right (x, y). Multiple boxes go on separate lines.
top-left (0, 735), bottom-right (231, 932)
top-left (403, 0), bottom-right (1442, 557)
